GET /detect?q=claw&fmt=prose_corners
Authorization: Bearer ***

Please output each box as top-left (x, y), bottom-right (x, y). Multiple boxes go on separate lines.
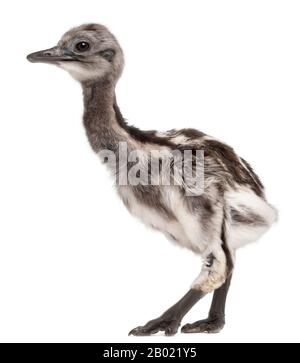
top-left (128, 327), bottom-right (142, 336)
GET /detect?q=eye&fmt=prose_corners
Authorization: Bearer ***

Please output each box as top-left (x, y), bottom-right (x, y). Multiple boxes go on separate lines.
top-left (75, 41), bottom-right (90, 52)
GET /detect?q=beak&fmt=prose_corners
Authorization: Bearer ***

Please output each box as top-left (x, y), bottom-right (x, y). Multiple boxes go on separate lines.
top-left (27, 46), bottom-right (75, 64)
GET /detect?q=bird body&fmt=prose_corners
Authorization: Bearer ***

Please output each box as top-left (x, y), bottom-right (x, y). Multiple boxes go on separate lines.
top-left (115, 130), bottom-right (277, 253)
top-left (27, 23), bottom-right (277, 335)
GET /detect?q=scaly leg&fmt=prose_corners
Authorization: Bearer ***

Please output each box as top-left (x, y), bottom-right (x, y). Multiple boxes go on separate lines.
top-left (129, 244), bottom-right (232, 336)
top-left (181, 274), bottom-right (232, 334)
top-left (129, 289), bottom-right (205, 336)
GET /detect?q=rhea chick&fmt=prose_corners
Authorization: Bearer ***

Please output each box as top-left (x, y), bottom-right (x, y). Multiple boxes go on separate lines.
top-left (27, 24), bottom-right (277, 335)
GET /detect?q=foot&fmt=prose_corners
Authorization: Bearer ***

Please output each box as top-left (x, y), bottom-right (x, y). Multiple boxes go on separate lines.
top-left (129, 316), bottom-right (181, 336)
top-left (181, 315), bottom-right (225, 334)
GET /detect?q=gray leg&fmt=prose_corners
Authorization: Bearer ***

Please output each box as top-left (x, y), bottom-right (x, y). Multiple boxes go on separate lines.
top-left (181, 274), bottom-right (232, 334)
top-left (129, 289), bottom-right (205, 336)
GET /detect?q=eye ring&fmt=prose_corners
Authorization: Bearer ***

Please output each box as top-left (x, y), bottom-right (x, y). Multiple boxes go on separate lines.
top-left (75, 41), bottom-right (90, 52)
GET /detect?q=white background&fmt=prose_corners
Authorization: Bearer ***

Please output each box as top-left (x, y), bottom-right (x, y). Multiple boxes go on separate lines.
top-left (0, 0), bottom-right (299, 343)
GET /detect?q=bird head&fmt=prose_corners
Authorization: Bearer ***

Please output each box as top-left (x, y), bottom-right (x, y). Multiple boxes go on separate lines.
top-left (27, 23), bottom-right (124, 83)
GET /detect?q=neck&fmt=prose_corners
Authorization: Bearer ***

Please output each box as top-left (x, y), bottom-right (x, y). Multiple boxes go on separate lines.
top-left (81, 78), bottom-right (173, 154)
top-left (82, 78), bottom-right (127, 153)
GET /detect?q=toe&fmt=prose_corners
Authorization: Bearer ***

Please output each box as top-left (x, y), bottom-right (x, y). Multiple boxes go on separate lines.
top-left (181, 322), bottom-right (205, 333)
top-left (181, 323), bottom-right (193, 333)
top-left (181, 319), bottom-right (224, 334)
top-left (129, 319), bottom-right (180, 336)
top-left (129, 325), bottom-right (160, 336)
top-left (165, 321), bottom-right (180, 336)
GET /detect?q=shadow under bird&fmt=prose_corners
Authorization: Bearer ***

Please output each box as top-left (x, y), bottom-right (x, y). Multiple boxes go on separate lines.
top-left (27, 24), bottom-right (277, 335)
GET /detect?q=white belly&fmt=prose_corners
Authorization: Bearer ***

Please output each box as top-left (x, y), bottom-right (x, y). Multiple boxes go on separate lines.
top-left (117, 186), bottom-right (203, 253)
top-left (117, 185), bottom-right (277, 254)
